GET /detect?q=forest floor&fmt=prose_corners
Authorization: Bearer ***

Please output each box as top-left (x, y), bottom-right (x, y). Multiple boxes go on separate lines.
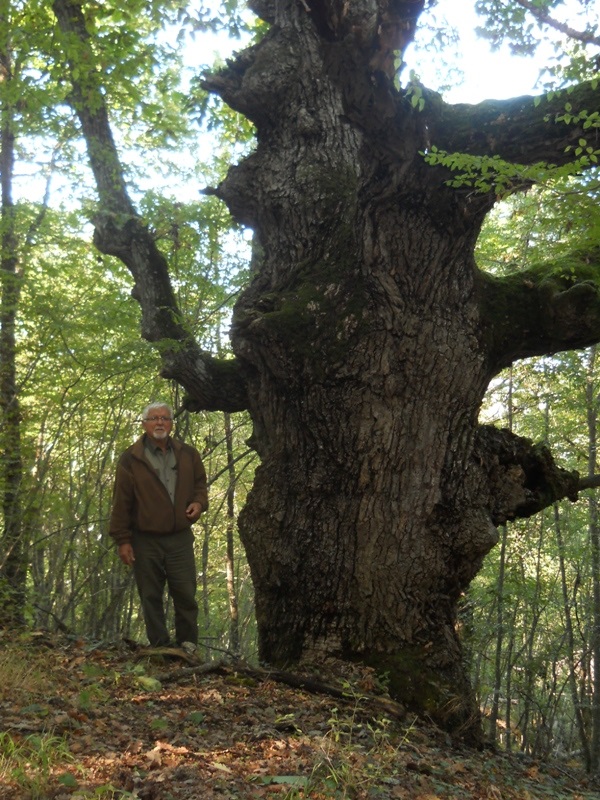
top-left (1, 631), bottom-right (599, 800)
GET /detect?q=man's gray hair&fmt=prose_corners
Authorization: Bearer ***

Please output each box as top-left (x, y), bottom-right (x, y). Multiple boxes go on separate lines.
top-left (142, 401), bottom-right (174, 420)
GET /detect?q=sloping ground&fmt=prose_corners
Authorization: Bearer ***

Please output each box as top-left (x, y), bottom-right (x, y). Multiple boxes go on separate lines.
top-left (0, 632), bottom-right (598, 799)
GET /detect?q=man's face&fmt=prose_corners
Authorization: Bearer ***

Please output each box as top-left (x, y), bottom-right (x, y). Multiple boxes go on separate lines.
top-left (142, 407), bottom-right (173, 443)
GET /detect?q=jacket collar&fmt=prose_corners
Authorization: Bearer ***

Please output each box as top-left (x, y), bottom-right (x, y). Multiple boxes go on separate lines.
top-left (131, 434), bottom-right (183, 460)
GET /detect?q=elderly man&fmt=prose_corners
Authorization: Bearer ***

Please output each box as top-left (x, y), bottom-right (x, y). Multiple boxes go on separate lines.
top-left (109, 402), bottom-right (208, 653)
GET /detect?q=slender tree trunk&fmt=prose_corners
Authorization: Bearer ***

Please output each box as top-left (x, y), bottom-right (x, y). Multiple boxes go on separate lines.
top-left (489, 367), bottom-right (514, 745)
top-left (586, 346), bottom-right (600, 772)
top-left (0, 5), bottom-right (25, 625)
top-left (518, 391), bottom-right (552, 756)
top-left (520, 508), bottom-right (552, 758)
top-left (504, 606), bottom-right (515, 752)
top-left (224, 412), bottom-right (240, 655)
top-left (200, 519), bottom-right (210, 625)
top-left (555, 501), bottom-right (591, 769)
top-left (490, 524), bottom-right (508, 744)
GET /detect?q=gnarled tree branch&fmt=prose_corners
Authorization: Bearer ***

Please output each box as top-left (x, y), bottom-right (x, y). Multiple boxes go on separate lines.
top-left (474, 425), bottom-right (581, 526)
top-left (426, 80), bottom-right (600, 165)
top-left (477, 249), bottom-right (600, 373)
top-left (51, 0), bottom-right (248, 413)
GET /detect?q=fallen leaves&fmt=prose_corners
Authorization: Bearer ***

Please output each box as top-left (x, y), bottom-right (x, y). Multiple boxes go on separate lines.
top-left (0, 635), bottom-right (599, 799)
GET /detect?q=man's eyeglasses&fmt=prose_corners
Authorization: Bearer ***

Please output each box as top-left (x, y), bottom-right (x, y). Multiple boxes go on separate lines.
top-left (144, 416), bottom-right (172, 423)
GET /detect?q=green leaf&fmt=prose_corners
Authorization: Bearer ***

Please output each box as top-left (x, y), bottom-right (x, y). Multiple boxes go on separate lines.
top-left (250, 775), bottom-right (308, 786)
top-left (137, 676), bottom-right (162, 691)
top-left (20, 704), bottom-right (49, 716)
top-left (211, 761), bottom-right (233, 773)
top-left (58, 772), bottom-right (79, 787)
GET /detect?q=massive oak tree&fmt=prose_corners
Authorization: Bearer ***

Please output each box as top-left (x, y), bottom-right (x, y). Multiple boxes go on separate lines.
top-left (52, 0), bottom-right (600, 740)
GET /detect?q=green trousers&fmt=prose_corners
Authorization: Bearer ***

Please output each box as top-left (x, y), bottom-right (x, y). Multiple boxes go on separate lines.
top-left (132, 528), bottom-right (198, 647)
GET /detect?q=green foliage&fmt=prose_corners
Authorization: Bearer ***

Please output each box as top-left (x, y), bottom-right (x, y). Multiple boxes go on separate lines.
top-left (475, 169), bottom-right (600, 278)
top-left (474, 0), bottom-right (600, 63)
top-left (149, 716), bottom-right (169, 730)
top-left (1, 0), bottom-right (257, 653)
top-left (0, 731), bottom-right (74, 799)
top-left (423, 142), bottom-right (600, 199)
top-left (408, 8), bottom-right (464, 95)
top-left (405, 77), bottom-right (426, 111)
top-left (186, 710), bottom-right (205, 725)
top-left (0, 639), bottom-right (55, 703)
top-left (78, 682), bottom-right (110, 709)
top-left (470, 179), bottom-right (600, 759)
top-left (73, 785), bottom-right (137, 799)
top-left (291, 708), bottom-right (407, 799)
top-left (474, 0), bottom-right (551, 55)
top-left (9, 196), bottom-right (256, 650)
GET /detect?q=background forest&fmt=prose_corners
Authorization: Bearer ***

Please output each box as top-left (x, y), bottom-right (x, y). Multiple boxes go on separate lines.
top-left (2, 0), bottom-right (600, 773)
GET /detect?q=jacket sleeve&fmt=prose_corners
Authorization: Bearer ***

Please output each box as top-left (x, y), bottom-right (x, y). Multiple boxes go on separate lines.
top-left (108, 456), bottom-right (136, 546)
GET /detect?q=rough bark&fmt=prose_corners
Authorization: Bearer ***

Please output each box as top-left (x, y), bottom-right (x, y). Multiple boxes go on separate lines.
top-left (53, 0), bottom-right (600, 741)
top-left (429, 80), bottom-right (600, 163)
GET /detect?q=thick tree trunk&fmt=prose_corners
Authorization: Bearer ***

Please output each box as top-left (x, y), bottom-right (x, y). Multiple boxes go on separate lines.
top-left (233, 204), bottom-right (495, 738)
top-left (222, 12), bottom-right (490, 721)
top-left (204, 0), bottom-right (588, 739)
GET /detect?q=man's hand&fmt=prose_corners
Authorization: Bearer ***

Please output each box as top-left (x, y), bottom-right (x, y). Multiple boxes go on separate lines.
top-left (118, 543), bottom-right (135, 566)
top-left (185, 502), bottom-right (202, 523)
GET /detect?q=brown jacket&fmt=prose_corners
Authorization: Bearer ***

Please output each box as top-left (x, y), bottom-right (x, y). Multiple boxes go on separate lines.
top-left (109, 435), bottom-right (208, 546)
